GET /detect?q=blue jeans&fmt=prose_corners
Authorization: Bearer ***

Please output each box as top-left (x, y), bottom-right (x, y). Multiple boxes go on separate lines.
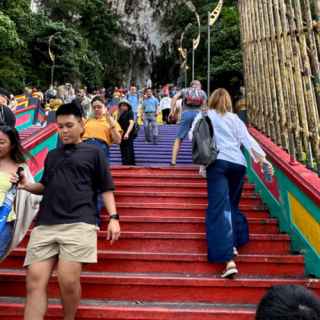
top-left (206, 160), bottom-right (249, 263)
top-left (144, 113), bottom-right (158, 142)
top-left (177, 110), bottom-right (199, 140)
top-left (84, 139), bottom-right (110, 225)
top-left (84, 139), bottom-right (110, 162)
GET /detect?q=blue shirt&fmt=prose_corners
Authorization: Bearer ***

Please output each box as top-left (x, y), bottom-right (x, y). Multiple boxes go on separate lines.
top-left (142, 97), bottom-right (159, 113)
top-left (127, 94), bottom-right (139, 113)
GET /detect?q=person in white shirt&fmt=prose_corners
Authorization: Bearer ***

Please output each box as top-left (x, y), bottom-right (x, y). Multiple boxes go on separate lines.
top-left (189, 88), bottom-right (273, 279)
top-left (159, 92), bottom-right (172, 124)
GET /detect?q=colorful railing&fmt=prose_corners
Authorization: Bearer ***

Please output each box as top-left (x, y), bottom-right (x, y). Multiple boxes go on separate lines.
top-left (246, 127), bottom-right (320, 278)
top-left (15, 96), bottom-right (46, 131)
top-left (22, 124), bottom-right (58, 182)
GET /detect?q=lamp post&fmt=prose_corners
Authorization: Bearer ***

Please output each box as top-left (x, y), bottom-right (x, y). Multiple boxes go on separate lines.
top-left (207, 0), bottom-right (224, 95)
top-left (184, 1), bottom-right (201, 81)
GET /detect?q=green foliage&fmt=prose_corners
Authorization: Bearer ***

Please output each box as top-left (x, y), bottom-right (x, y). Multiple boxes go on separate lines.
top-left (0, 0), bottom-right (242, 94)
top-left (162, 0), bottom-right (243, 94)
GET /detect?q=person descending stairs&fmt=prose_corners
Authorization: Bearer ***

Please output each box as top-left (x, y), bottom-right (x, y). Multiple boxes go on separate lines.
top-left (0, 123), bottom-right (319, 319)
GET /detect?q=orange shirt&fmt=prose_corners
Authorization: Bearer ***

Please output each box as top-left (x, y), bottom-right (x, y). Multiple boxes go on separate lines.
top-left (83, 117), bottom-right (122, 145)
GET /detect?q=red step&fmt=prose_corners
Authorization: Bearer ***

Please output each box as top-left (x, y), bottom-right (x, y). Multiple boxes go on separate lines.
top-left (114, 203), bottom-right (270, 219)
top-left (98, 216), bottom-right (279, 234)
top-left (0, 270), bottom-right (319, 304)
top-left (19, 231), bottom-right (291, 254)
top-left (114, 191), bottom-right (262, 206)
top-left (0, 299), bottom-right (256, 320)
top-left (114, 181), bottom-right (256, 193)
top-left (2, 249), bottom-right (305, 277)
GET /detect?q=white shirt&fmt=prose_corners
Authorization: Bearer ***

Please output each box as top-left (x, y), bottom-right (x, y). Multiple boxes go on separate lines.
top-left (189, 110), bottom-right (265, 167)
top-left (160, 97), bottom-right (172, 111)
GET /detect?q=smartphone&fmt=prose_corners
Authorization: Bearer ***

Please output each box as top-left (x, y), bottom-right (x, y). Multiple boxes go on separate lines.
top-left (263, 162), bottom-right (272, 182)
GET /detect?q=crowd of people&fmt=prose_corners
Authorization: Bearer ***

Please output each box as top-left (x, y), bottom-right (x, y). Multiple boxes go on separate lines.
top-left (1, 80), bottom-right (319, 320)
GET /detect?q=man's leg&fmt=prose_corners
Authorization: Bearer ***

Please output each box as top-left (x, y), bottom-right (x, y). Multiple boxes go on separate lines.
top-left (151, 115), bottom-right (158, 144)
top-left (24, 258), bottom-right (57, 320)
top-left (144, 115), bottom-right (150, 142)
top-left (57, 260), bottom-right (82, 320)
top-left (171, 138), bottom-right (181, 165)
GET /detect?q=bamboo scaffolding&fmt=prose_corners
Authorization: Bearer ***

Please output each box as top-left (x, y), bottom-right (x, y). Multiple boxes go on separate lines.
top-left (313, 0), bottom-right (320, 59)
top-left (279, 0), bottom-right (313, 165)
top-left (264, 0), bottom-right (289, 149)
top-left (260, 0), bottom-right (282, 145)
top-left (239, 0), bottom-right (320, 173)
top-left (302, 0), bottom-right (320, 118)
top-left (287, 0), bottom-right (320, 172)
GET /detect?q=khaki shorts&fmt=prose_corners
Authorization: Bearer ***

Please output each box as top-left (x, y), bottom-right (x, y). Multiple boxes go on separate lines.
top-left (24, 223), bottom-right (98, 267)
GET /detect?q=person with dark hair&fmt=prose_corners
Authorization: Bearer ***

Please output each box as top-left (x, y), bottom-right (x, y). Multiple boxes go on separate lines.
top-left (117, 100), bottom-right (136, 165)
top-left (18, 102), bottom-right (121, 320)
top-left (83, 96), bottom-right (122, 161)
top-left (0, 125), bottom-right (40, 261)
top-left (0, 88), bottom-right (16, 127)
top-left (256, 284), bottom-right (320, 320)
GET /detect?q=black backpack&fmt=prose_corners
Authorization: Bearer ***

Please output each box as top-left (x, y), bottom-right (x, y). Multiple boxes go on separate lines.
top-left (192, 114), bottom-right (219, 166)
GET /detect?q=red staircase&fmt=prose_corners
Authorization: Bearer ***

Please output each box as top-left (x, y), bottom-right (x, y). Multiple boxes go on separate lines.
top-left (0, 166), bottom-right (319, 319)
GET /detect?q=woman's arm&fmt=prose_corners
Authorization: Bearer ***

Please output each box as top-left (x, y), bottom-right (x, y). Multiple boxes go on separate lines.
top-left (124, 120), bottom-right (134, 140)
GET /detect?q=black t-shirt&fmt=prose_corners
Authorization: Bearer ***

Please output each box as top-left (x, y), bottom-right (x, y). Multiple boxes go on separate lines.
top-left (36, 143), bottom-right (115, 226)
top-left (118, 110), bottom-right (134, 137)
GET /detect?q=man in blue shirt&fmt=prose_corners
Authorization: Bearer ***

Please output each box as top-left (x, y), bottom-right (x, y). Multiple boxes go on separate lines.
top-left (142, 88), bottom-right (160, 144)
top-left (126, 86), bottom-right (139, 120)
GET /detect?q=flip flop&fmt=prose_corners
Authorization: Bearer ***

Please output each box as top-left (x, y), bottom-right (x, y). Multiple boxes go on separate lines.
top-left (221, 266), bottom-right (238, 279)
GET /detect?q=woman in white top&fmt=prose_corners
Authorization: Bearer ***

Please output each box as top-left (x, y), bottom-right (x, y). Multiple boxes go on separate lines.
top-left (190, 88), bottom-right (273, 278)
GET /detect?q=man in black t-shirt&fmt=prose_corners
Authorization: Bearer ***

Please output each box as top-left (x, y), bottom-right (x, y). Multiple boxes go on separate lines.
top-left (0, 88), bottom-right (16, 127)
top-left (18, 101), bottom-right (120, 320)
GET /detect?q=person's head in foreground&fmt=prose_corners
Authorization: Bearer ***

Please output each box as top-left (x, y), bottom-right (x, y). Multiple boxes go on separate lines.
top-left (256, 284), bottom-right (320, 320)
top-left (56, 101), bottom-right (84, 145)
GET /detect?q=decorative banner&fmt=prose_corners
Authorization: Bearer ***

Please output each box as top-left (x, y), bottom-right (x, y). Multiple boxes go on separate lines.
top-left (209, 0), bottom-right (224, 26)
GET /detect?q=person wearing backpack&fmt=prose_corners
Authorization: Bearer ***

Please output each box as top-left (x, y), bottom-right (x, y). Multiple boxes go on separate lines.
top-left (189, 88), bottom-right (273, 278)
top-left (169, 80), bottom-right (207, 166)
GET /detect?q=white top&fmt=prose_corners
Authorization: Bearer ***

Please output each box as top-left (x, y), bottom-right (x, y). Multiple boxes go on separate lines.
top-left (160, 97), bottom-right (172, 111)
top-left (189, 110), bottom-right (266, 167)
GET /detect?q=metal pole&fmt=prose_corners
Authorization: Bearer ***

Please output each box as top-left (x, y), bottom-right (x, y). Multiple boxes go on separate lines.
top-left (192, 42), bottom-right (195, 81)
top-left (207, 11), bottom-right (211, 95)
top-left (50, 63), bottom-right (55, 87)
top-left (185, 56), bottom-right (188, 87)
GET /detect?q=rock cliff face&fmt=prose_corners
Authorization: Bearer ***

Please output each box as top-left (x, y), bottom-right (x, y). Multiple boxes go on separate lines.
top-left (107, 0), bottom-right (176, 87)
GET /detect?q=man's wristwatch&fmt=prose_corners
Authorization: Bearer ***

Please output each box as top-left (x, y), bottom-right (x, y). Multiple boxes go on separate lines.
top-left (109, 214), bottom-right (120, 221)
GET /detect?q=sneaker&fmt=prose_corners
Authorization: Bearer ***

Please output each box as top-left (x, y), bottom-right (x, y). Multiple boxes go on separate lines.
top-left (221, 264), bottom-right (238, 279)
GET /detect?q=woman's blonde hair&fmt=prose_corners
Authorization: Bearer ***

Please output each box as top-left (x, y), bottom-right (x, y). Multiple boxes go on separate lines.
top-left (208, 88), bottom-right (233, 114)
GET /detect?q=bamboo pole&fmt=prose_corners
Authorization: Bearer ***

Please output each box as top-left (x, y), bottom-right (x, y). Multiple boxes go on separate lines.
top-left (313, 0), bottom-right (320, 59)
top-left (287, 0), bottom-right (320, 172)
top-left (244, 0), bottom-right (260, 127)
top-left (264, 0), bottom-right (290, 149)
top-left (241, 0), bottom-right (255, 124)
top-left (250, 0), bottom-right (266, 133)
top-left (260, 0), bottom-right (282, 145)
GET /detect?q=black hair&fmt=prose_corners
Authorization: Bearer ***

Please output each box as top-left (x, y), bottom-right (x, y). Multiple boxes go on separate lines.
top-left (256, 285), bottom-right (320, 320)
top-left (0, 88), bottom-right (10, 100)
top-left (91, 96), bottom-right (105, 105)
top-left (0, 124), bottom-right (26, 164)
top-left (56, 100), bottom-right (83, 119)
